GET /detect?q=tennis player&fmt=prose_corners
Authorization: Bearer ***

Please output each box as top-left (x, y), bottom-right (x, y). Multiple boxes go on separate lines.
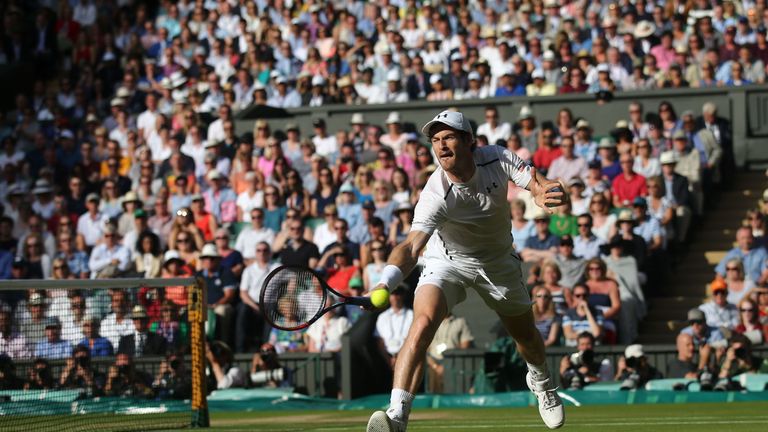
top-left (367, 110), bottom-right (566, 431)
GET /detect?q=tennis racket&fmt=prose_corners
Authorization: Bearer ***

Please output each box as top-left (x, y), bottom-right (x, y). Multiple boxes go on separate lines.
top-left (259, 265), bottom-right (373, 331)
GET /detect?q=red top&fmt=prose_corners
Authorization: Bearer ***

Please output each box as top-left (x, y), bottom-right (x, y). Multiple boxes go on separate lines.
top-left (612, 173), bottom-right (648, 206)
top-left (533, 147), bottom-right (563, 171)
top-left (327, 266), bottom-right (357, 296)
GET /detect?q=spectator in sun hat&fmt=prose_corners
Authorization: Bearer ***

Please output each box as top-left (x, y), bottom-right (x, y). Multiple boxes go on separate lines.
top-left (631, 197), bottom-right (664, 252)
top-left (521, 208), bottom-right (559, 264)
top-left (117, 191), bottom-right (142, 236)
top-left (680, 308), bottom-right (726, 349)
top-left (198, 244), bottom-right (237, 345)
top-left (698, 278), bottom-right (739, 330)
top-left (160, 250), bottom-right (192, 308)
top-left (202, 169), bottom-right (237, 224)
top-left (88, 224), bottom-right (131, 279)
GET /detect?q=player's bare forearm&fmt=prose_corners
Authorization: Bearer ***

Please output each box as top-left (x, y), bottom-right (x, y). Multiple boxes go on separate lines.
top-left (377, 230), bottom-right (430, 288)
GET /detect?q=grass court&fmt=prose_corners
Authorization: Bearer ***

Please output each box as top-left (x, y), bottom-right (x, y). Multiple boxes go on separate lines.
top-left (203, 401), bottom-right (768, 431)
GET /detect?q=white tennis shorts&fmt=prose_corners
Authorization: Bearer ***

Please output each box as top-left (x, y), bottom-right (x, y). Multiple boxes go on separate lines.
top-left (415, 253), bottom-right (532, 316)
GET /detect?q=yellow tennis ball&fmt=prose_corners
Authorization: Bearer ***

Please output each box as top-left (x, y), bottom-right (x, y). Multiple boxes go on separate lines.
top-left (370, 289), bottom-right (390, 308)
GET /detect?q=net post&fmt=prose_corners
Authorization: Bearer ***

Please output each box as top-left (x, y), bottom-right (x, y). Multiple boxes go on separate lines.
top-left (189, 276), bottom-right (210, 428)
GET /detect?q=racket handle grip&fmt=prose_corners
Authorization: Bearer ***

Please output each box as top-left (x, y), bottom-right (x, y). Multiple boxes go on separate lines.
top-left (346, 296), bottom-right (373, 308)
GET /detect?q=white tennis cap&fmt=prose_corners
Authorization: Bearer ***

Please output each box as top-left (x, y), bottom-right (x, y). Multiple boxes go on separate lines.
top-left (421, 110), bottom-right (473, 139)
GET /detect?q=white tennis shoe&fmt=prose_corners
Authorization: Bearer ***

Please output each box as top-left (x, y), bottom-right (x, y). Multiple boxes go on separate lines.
top-left (526, 371), bottom-right (565, 429)
top-left (367, 410), bottom-right (407, 432)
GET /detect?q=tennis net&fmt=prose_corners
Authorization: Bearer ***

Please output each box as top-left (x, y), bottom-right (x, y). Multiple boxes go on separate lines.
top-left (0, 277), bottom-right (208, 431)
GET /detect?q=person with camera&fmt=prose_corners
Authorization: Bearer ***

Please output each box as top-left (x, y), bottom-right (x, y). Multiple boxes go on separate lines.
top-left (250, 343), bottom-right (291, 388)
top-left (717, 334), bottom-right (760, 382)
top-left (59, 345), bottom-right (105, 396)
top-left (153, 351), bottom-right (191, 399)
top-left (104, 352), bottom-right (153, 397)
top-left (0, 354), bottom-right (23, 390)
top-left (24, 358), bottom-right (55, 390)
top-left (559, 332), bottom-right (613, 389)
top-left (206, 340), bottom-right (246, 390)
top-left (615, 344), bottom-right (662, 390)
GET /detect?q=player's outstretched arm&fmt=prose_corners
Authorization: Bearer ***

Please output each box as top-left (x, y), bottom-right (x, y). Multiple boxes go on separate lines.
top-left (372, 230), bottom-right (431, 292)
top-left (527, 169), bottom-right (566, 212)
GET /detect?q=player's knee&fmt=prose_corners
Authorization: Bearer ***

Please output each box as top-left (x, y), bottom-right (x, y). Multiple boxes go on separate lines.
top-left (411, 314), bottom-right (440, 338)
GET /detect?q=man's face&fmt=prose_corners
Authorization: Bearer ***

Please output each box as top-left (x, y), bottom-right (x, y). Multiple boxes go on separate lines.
top-left (83, 321), bottom-right (98, 338)
top-left (737, 229), bottom-right (753, 250)
top-left (0, 312), bottom-right (9, 333)
top-left (251, 210), bottom-right (264, 227)
top-left (390, 292), bottom-right (404, 308)
top-left (673, 138), bottom-right (688, 152)
top-left (561, 139), bottom-right (574, 158)
top-left (30, 303), bottom-right (44, 319)
top-left (691, 320), bottom-right (706, 337)
top-left (289, 223), bottom-right (303, 241)
top-left (485, 109), bottom-right (498, 125)
top-left (713, 289), bottom-right (727, 306)
top-left (334, 221), bottom-right (347, 241)
top-left (201, 256), bottom-right (219, 271)
top-left (133, 317), bottom-right (148, 332)
top-left (577, 336), bottom-right (594, 352)
top-left (535, 218), bottom-right (549, 234)
top-left (111, 292), bottom-right (126, 312)
top-left (677, 334), bottom-right (695, 359)
top-left (46, 325), bottom-right (60, 342)
top-left (430, 125), bottom-right (472, 173)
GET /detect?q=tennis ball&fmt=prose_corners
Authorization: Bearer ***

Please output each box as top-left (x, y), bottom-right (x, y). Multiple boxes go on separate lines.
top-left (370, 289), bottom-right (390, 308)
top-left (546, 186), bottom-right (564, 208)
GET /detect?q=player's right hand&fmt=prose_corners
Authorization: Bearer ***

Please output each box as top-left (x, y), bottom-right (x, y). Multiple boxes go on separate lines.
top-left (361, 284), bottom-right (388, 310)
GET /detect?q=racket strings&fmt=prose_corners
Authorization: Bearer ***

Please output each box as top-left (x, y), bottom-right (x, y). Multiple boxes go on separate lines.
top-left (263, 268), bottom-right (325, 330)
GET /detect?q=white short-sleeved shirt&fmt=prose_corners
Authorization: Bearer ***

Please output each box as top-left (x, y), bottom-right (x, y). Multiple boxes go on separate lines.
top-left (240, 262), bottom-right (279, 302)
top-left (375, 307), bottom-right (414, 355)
top-left (306, 316), bottom-right (351, 352)
top-left (411, 145), bottom-right (533, 267)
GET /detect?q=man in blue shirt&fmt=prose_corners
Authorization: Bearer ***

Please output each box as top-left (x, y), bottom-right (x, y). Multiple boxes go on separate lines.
top-left (632, 198), bottom-right (664, 251)
top-left (715, 226), bottom-right (767, 282)
top-left (34, 317), bottom-right (72, 359)
top-left (680, 307), bottom-right (725, 384)
top-left (573, 214), bottom-right (603, 260)
top-left (77, 316), bottom-right (113, 358)
top-left (521, 209), bottom-right (559, 263)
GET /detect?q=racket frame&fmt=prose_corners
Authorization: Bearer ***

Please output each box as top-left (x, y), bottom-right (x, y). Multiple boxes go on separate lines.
top-left (259, 265), bottom-right (373, 331)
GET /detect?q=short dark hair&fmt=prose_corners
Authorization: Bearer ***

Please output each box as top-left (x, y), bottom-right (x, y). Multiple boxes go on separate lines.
top-left (370, 217), bottom-right (385, 228)
top-left (577, 331), bottom-right (596, 344)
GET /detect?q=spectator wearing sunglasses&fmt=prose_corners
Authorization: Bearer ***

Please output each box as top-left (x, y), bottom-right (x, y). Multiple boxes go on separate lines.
top-left (698, 279), bottom-right (739, 330)
top-left (237, 242), bottom-right (278, 353)
top-left (562, 284), bottom-right (604, 346)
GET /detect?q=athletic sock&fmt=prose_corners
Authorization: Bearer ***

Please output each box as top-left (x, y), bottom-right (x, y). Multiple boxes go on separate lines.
top-left (527, 362), bottom-right (550, 381)
top-left (386, 388), bottom-right (415, 422)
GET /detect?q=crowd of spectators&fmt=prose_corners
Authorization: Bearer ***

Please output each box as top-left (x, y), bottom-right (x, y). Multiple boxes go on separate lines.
top-left (1, 0), bottom-right (768, 395)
